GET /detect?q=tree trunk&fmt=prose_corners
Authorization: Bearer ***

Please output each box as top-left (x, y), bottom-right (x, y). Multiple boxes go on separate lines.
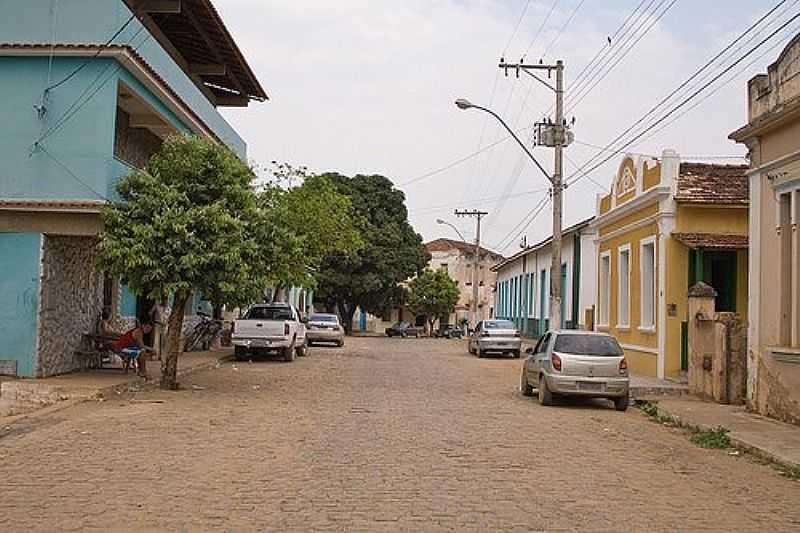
top-left (338, 301), bottom-right (358, 335)
top-left (161, 289), bottom-right (190, 390)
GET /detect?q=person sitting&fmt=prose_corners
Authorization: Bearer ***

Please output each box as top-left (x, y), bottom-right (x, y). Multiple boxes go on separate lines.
top-left (112, 323), bottom-right (154, 377)
top-left (98, 308), bottom-right (121, 339)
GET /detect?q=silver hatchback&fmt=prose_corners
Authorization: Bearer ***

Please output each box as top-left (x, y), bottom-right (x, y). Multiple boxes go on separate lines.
top-left (520, 330), bottom-right (630, 411)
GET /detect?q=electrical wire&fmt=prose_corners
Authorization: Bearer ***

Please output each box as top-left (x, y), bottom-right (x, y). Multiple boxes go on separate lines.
top-left (493, 193), bottom-right (551, 252)
top-left (567, 0), bottom-right (678, 112)
top-left (37, 145), bottom-right (109, 201)
top-left (45, 13), bottom-right (136, 92)
top-left (410, 186), bottom-right (550, 214)
top-left (503, 0), bottom-right (533, 58)
top-left (566, 8), bottom-right (800, 188)
top-left (524, 0), bottom-right (561, 59)
top-left (400, 136), bottom-right (511, 187)
top-left (571, 139), bottom-right (747, 160)
top-left (541, 0), bottom-right (587, 60)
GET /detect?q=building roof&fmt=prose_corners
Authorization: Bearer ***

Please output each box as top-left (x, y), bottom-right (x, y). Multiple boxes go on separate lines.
top-left (0, 199), bottom-right (106, 213)
top-left (0, 43), bottom-right (220, 142)
top-left (124, 0), bottom-right (267, 104)
top-left (673, 232), bottom-right (749, 250)
top-left (675, 163), bottom-right (749, 206)
top-left (426, 238), bottom-right (503, 259)
top-left (490, 216), bottom-right (594, 272)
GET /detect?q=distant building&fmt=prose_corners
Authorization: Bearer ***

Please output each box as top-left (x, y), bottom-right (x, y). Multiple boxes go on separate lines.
top-left (491, 218), bottom-right (596, 338)
top-left (425, 238), bottom-right (504, 326)
top-left (592, 151), bottom-right (748, 379)
top-left (0, 1), bottom-right (266, 377)
top-left (730, 34), bottom-right (800, 424)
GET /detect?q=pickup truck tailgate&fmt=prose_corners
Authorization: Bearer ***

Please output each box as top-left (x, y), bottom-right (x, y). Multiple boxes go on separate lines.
top-left (234, 320), bottom-right (286, 338)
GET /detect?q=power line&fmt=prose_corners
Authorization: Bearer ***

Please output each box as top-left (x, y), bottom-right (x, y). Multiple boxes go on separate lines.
top-left (493, 193), bottom-right (551, 252)
top-left (567, 0), bottom-right (679, 112)
top-left (410, 186), bottom-right (549, 214)
top-left (571, 138), bottom-right (747, 160)
top-left (45, 13), bottom-right (137, 92)
top-left (400, 136), bottom-right (510, 187)
top-left (36, 144), bottom-right (109, 201)
top-left (566, 7), bottom-right (800, 188)
top-left (565, 0), bottom-right (660, 107)
top-left (503, 0), bottom-right (533, 57)
top-left (563, 151), bottom-right (608, 192)
top-left (524, 0), bottom-right (561, 58)
top-left (542, 0), bottom-right (587, 60)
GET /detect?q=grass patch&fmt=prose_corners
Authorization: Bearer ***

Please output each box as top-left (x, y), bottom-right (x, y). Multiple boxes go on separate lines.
top-left (636, 400), bottom-right (678, 426)
top-left (690, 427), bottom-right (731, 449)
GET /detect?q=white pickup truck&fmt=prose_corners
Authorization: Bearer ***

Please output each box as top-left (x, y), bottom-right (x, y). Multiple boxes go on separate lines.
top-left (231, 302), bottom-right (308, 362)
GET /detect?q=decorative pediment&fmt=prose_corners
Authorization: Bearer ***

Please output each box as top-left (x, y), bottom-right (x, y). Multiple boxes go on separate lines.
top-left (615, 158), bottom-right (637, 199)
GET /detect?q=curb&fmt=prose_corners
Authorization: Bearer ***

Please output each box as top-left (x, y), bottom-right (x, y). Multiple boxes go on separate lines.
top-left (647, 403), bottom-right (800, 472)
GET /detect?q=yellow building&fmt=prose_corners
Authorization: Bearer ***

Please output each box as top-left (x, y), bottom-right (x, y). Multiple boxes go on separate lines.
top-left (592, 150), bottom-right (749, 378)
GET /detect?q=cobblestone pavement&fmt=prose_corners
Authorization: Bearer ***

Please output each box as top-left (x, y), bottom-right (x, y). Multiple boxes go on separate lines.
top-left (2, 337), bottom-right (800, 532)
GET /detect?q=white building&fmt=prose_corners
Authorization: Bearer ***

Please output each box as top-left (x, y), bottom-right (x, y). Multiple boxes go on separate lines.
top-left (491, 218), bottom-right (596, 337)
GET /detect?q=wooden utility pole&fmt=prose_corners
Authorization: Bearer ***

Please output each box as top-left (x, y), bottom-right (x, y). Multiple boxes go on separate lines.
top-left (455, 209), bottom-right (488, 329)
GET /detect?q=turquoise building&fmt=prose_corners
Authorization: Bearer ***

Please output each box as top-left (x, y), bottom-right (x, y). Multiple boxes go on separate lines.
top-left (0, 0), bottom-right (266, 377)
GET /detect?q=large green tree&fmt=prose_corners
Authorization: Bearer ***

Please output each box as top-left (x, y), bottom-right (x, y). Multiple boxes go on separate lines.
top-left (407, 269), bottom-right (460, 336)
top-left (315, 174), bottom-right (430, 331)
top-left (98, 136), bottom-right (265, 389)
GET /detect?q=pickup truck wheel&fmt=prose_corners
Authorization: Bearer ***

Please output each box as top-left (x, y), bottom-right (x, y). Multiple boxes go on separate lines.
top-left (283, 341), bottom-right (296, 362)
top-left (401, 331), bottom-right (407, 338)
top-left (234, 346), bottom-right (248, 361)
top-left (296, 339), bottom-right (308, 357)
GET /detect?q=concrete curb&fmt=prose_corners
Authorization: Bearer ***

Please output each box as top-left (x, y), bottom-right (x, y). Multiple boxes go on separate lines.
top-left (648, 403), bottom-right (800, 472)
top-left (1, 353), bottom-right (233, 428)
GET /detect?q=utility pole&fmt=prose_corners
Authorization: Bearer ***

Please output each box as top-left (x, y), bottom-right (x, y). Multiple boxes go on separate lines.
top-left (497, 58), bottom-right (571, 330)
top-left (455, 209), bottom-right (488, 329)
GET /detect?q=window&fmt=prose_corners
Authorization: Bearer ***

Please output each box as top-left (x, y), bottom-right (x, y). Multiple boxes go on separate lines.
top-left (618, 246), bottom-right (631, 327)
top-left (554, 334), bottom-right (623, 357)
top-left (640, 239), bottom-right (656, 330)
top-left (439, 263), bottom-right (448, 274)
top-left (485, 320), bottom-right (515, 330)
top-left (245, 305), bottom-right (293, 320)
top-left (599, 252), bottom-right (611, 326)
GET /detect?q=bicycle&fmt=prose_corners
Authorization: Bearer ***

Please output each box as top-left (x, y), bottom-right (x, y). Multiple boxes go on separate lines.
top-left (184, 311), bottom-right (223, 352)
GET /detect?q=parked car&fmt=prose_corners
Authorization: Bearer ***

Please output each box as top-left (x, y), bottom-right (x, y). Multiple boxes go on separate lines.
top-left (520, 330), bottom-right (630, 411)
top-left (306, 313), bottom-right (345, 347)
top-left (231, 303), bottom-right (308, 362)
top-left (468, 320), bottom-right (521, 357)
top-left (434, 324), bottom-right (463, 339)
top-left (385, 321), bottom-right (423, 338)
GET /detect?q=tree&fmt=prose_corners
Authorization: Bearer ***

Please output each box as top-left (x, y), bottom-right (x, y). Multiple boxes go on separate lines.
top-left (98, 135), bottom-right (262, 389)
top-left (407, 269), bottom-right (460, 336)
top-left (315, 174), bottom-right (431, 332)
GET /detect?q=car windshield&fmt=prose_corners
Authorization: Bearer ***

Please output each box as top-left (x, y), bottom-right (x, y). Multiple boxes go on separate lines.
top-left (485, 320), bottom-right (515, 330)
top-left (245, 306), bottom-right (293, 320)
top-left (554, 334), bottom-right (624, 357)
top-left (311, 314), bottom-right (338, 323)
top-left (394, 322), bottom-right (409, 328)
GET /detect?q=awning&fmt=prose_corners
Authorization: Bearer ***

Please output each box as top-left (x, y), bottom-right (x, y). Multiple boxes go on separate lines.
top-left (672, 232), bottom-right (748, 250)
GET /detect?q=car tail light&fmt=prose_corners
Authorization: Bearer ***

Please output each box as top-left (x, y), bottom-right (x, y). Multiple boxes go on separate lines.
top-left (513, 332), bottom-right (521, 338)
top-left (619, 358), bottom-right (628, 375)
top-left (284, 323), bottom-right (290, 336)
top-left (481, 331), bottom-right (490, 337)
top-left (551, 353), bottom-right (562, 372)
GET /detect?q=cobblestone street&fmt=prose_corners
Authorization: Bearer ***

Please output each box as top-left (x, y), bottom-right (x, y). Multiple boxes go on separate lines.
top-left (2, 337), bottom-right (800, 531)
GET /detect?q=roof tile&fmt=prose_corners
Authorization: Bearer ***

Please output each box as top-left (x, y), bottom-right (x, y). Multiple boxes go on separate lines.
top-left (675, 163), bottom-right (749, 205)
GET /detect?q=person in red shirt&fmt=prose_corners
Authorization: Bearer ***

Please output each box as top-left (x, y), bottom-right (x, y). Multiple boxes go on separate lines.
top-left (113, 323), bottom-right (154, 376)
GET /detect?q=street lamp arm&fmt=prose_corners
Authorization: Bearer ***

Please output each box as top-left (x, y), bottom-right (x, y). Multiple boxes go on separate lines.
top-left (470, 104), bottom-right (554, 185)
top-left (437, 219), bottom-right (467, 242)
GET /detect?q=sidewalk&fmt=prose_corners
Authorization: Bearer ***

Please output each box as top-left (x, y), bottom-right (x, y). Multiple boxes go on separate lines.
top-left (649, 396), bottom-right (800, 471)
top-left (0, 349), bottom-right (232, 421)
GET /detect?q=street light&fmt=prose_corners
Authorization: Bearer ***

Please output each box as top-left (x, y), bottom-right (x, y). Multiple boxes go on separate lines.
top-left (436, 218), bottom-right (467, 242)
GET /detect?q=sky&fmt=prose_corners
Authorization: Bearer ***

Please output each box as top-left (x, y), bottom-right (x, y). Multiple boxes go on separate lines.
top-left (217, 0), bottom-right (793, 257)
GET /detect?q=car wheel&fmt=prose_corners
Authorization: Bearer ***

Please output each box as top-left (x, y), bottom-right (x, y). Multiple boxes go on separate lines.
top-left (538, 375), bottom-right (553, 406)
top-left (513, 350), bottom-right (521, 359)
top-left (613, 395), bottom-right (630, 412)
top-left (401, 331), bottom-right (407, 338)
top-left (337, 340), bottom-right (345, 347)
top-left (234, 346), bottom-right (248, 361)
top-left (477, 347), bottom-right (484, 358)
top-left (521, 372), bottom-right (534, 397)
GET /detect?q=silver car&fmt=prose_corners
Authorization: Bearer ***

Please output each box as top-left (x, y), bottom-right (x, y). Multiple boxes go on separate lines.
top-left (306, 313), bottom-right (345, 347)
top-left (468, 319), bottom-right (522, 358)
top-left (520, 330), bottom-right (630, 411)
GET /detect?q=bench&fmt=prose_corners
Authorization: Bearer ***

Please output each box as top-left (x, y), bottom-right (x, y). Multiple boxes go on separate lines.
top-left (74, 334), bottom-right (119, 371)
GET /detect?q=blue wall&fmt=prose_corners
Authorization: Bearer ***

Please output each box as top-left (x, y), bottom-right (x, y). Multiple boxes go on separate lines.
top-left (0, 233), bottom-right (41, 377)
top-left (0, 0), bottom-right (245, 155)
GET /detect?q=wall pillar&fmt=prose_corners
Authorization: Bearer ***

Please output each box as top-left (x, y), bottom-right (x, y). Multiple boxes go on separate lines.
top-left (687, 282), bottom-right (719, 400)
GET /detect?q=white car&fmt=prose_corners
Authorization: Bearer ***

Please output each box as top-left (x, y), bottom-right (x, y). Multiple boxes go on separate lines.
top-left (306, 313), bottom-right (345, 347)
top-left (231, 303), bottom-right (308, 362)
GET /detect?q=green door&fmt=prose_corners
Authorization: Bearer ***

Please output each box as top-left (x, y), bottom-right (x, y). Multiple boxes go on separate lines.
top-left (561, 264), bottom-right (568, 329)
top-left (539, 269), bottom-right (547, 336)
